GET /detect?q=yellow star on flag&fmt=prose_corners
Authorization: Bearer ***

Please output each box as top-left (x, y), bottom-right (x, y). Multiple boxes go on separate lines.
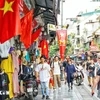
top-left (44, 45), bottom-right (46, 49)
top-left (60, 33), bottom-right (64, 37)
top-left (0, 0), bottom-right (14, 15)
top-left (34, 38), bottom-right (38, 42)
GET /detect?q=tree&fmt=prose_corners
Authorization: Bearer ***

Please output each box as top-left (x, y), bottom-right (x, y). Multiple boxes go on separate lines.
top-left (49, 44), bottom-right (59, 57)
top-left (65, 39), bottom-right (74, 55)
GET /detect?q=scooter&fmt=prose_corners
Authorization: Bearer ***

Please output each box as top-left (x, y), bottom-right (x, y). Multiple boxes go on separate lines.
top-left (23, 72), bottom-right (38, 100)
top-left (76, 70), bottom-right (83, 86)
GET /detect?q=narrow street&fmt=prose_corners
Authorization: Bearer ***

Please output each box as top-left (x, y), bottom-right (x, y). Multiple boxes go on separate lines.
top-left (11, 72), bottom-right (100, 100)
top-left (13, 82), bottom-right (99, 100)
top-left (34, 81), bottom-right (98, 100)
top-left (0, 0), bottom-right (100, 100)
top-left (32, 71), bottom-right (99, 100)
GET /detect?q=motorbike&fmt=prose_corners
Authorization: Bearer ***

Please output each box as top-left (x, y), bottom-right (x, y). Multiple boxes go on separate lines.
top-left (76, 70), bottom-right (83, 86)
top-left (23, 72), bottom-right (38, 100)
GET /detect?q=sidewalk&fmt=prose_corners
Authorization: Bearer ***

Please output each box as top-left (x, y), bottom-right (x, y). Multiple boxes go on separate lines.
top-left (34, 81), bottom-right (99, 100)
top-left (12, 72), bottom-right (100, 100)
top-left (12, 82), bottom-right (99, 100)
top-left (83, 72), bottom-right (99, 100)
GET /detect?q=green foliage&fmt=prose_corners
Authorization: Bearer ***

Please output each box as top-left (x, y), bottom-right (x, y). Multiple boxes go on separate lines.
top-left (84, 47), bottom-right (89, 51)
top-left (65, 39), bottom-right (74, 55)
top-left (98, 44), bottom-right (100, 49)
top-left (70, 33), bottom-right (75, 39)
top-left (49, 44), bottom-right (59, 57)
top-left (49, 33), bottom-right (75, 57)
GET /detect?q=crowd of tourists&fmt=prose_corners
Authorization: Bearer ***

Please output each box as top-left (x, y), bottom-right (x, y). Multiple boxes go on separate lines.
top-left (15, 52), bottom-right (100, 100)
top-left (33, 53), bottom-right (100, 99)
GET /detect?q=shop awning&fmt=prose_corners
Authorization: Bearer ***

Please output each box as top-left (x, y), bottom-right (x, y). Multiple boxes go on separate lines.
top-left (43, 11), bottom-right (57, 25)
top-left (90, 45), bottom-right (100, 52)
top-left (35, 0), bottom-right (53, 10)
top-left (34, 0), bottom-right (58, 25)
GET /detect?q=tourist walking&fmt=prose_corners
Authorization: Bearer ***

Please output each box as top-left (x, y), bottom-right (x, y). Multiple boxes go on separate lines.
top-left (65, 59), bottom-right (76, 91)
top-left (35, 55), bottom-right (51, 99)
top-left (51, 56), bottom-right (61, 90)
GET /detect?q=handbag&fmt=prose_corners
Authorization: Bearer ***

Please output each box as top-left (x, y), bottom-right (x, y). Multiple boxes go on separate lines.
top-left (71, 72), bottom-right (77, 79)
top-left (71, 73), bottom-right (74, 79)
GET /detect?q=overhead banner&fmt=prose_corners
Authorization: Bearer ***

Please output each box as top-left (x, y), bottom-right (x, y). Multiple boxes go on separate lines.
top-left (56, 30), bottom-right (67, 60)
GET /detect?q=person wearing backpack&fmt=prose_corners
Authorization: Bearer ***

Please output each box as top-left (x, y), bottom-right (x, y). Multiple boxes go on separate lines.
top-left (51, 56), bottom-right (61, 91)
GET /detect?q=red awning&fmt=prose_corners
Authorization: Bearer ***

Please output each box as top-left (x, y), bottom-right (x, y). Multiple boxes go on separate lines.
top-left (90, 45), bottom-right (100, 52)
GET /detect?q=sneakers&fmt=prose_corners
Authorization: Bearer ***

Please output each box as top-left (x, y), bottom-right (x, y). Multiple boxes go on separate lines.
top-left (46, 96), bottom-right (50, 99)
top-left (68, 88), bottom-right (70, 92)
top-left (42, 95), bottom-right (45, 99)
top-left (71, 86), bottom-right (73, 90)
top-left (42, 95), bottom-right (50, 99)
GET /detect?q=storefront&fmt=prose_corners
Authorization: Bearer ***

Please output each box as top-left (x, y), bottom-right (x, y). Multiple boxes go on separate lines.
top-left (0, 0), bottom-right (60, 100)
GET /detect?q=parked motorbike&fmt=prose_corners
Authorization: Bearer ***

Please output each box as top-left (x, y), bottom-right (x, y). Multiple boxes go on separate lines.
top-left (76, 70), bottom-right (83, 86)
top-left (23, 72), bottom-right (38, 100)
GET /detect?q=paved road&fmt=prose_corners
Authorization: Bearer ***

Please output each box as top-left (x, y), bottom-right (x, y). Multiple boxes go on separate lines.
top-left (12, 83), bottom-right (98, 100)
top-left (12, 72), bottom-right (99, 100)
top-left (33, 82), bottom-right (98, 100)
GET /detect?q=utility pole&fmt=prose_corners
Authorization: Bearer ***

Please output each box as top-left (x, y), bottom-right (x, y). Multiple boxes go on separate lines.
top-left (61, 0), bottom-right (63, 28)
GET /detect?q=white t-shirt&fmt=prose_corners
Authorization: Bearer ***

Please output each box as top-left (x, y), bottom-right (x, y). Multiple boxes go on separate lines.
top-left (35, 63), bottom-right (50, 82)
top-left (51, 61), bottom-right (61, 75)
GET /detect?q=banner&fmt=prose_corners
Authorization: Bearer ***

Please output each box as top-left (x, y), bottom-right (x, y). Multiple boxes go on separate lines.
top-left (57, 30), bottom-right (67, 60)
top-left (40, 39), bottom-right (49, 59)
top-left (20, 10), bottom-right (33, 48)
top-left (31, 27), bottom-right (42, 44)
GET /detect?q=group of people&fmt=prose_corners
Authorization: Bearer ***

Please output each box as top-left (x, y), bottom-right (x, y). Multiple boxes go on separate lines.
top-left (31, 54), bottom-right (100, 99)
top-left (85, 56), bottom-right (100, 97)
top-left (35, 55), bottom-right (79, 99)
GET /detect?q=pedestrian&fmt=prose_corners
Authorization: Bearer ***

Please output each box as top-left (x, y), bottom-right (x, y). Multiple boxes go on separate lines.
top-left (85, 56), bottom-right (91, 87)
top-left (92, 68), bottom-right (100, 96)
top-left (95, 56), bottom-right (100, 73)
top-left (51, 56), bottom-right (61, 91)
top-left (59, 58), bottom-right (64, 81)
top-left (88, 59), bottom-right (95, 87)
top-left (35, 55), bottom-right (51, 99)
top-left (65, 59), bottom-right (76, 91)
top-left (63, 56), bottom-right (70, 84)
top-left (92, 56), bottom-right (100, 97)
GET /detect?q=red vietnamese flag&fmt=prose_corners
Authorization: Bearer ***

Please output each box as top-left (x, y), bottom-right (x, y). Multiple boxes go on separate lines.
top-left (31, 27), bottom-right (42, 44)
top-left (20, 10), bottom-right (33, 48)
top-left (0, 0), bottom-right (21, 43)
top-left (57, 30), bottom-right (67, 60)
top-left (40, 39), bottom-right (49, 59)
top-left (19, 0), bottom-right (29, 15)
top-left (19, 0), bottom-right (23, 12)
top-left (23, 1), bottom-right (29, 14)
